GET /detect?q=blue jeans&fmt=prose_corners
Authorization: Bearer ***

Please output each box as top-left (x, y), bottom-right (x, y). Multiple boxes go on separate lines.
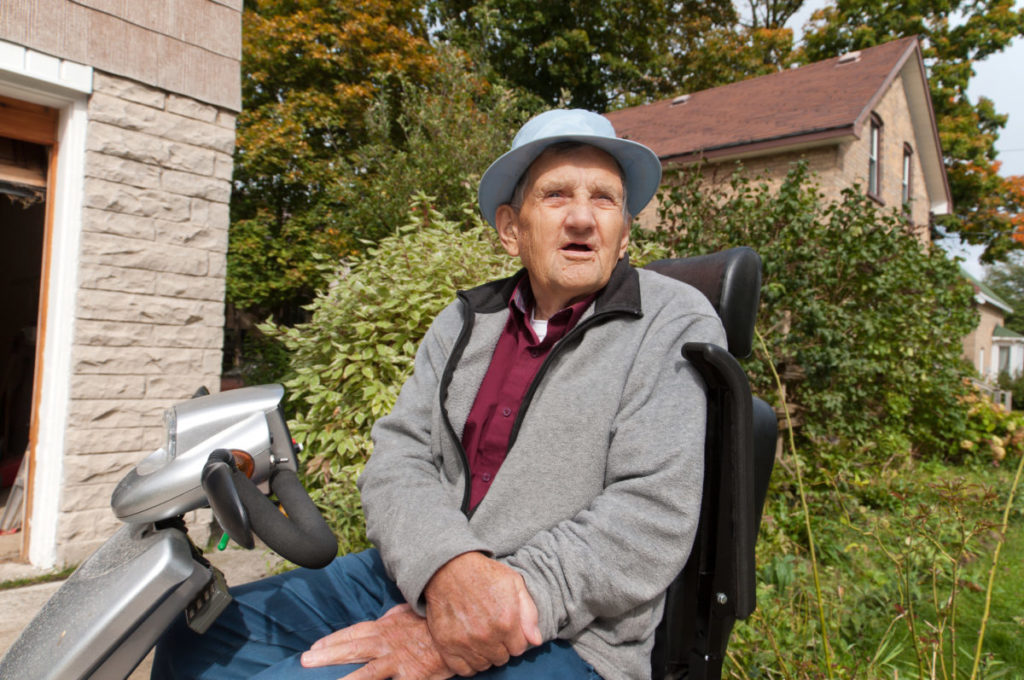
top-left (151, 549), bottom-right (602, 679)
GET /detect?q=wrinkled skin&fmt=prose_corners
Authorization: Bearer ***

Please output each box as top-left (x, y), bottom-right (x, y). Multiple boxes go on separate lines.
top-left (423, 552), bottom-right (542, 675)
top-left (301, 604), bottom-right (451, 680)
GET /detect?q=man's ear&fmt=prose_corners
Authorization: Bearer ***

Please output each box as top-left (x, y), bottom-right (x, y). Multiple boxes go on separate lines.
top-left (617, 220), bottom-right (630, 259)
top-left (495, 205), bottom-right (520, 257)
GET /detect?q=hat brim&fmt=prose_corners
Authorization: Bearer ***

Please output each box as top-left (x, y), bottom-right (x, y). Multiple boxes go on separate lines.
top-left (478, 134), bottom-right (663, 227)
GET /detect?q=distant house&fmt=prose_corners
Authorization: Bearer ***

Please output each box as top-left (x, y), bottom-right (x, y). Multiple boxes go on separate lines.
top-left (604, 36), bottom-right (951, 239)
top-left (962, 270), bottom-right (1024, 380)
top-left (0, 1), bottom-right (240, 568)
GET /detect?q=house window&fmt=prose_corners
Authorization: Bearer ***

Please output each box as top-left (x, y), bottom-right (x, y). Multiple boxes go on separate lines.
top-left (902, 144), bottom-right (913, 213)
top-left (868, 114), bottom-right (882, 201)
top-left (999, 346), bottom-right (1010, 374)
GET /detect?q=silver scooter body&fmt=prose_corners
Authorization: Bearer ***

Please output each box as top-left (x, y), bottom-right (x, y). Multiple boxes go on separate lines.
top-left (0, 385), bottom-right (329, 680)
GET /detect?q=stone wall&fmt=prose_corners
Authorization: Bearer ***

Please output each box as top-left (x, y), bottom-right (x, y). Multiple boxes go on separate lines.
top-left (56, 71), bottom-right (232, 564)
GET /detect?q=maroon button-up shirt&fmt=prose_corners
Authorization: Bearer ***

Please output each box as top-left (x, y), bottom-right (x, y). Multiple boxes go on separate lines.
top-left (461, 282), bottom-right (594, 511)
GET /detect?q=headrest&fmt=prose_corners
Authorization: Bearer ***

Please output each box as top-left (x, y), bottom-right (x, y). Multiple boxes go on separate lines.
top-left (644, 247), bottom-right (762, 358)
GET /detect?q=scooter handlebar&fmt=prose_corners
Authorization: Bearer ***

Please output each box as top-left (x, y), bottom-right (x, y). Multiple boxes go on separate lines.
top-left (228, 464), bottom-right (338, 569)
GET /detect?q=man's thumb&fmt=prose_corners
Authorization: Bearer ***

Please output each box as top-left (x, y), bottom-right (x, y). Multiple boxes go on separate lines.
top-left (516, 582), bottom-right (543, 647)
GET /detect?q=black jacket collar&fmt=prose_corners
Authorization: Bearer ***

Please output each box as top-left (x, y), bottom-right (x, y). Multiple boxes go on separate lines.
top-left (460, 256), bottom-right (642, 318)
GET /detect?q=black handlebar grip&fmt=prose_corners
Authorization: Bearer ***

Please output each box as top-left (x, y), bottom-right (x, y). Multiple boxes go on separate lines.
top-left (230, 467), bottom-right (338, 569)
top-left (202, 450), bottom-right (255, 549)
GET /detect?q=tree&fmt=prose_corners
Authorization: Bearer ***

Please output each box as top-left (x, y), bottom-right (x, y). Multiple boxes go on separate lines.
top-left (800, 0), bottom-right (1024, 261)
top-left (229, 0), bottom-right (437, 318)
top-left (428, 0), bottom-right (720, 110)
top-left (335, 47), bottom-right (532, 245)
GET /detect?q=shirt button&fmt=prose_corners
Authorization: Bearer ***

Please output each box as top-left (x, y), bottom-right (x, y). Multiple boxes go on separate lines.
top-left (502, 407), bottom-right (512, 417)
top-left (482, 473), bottom-right (492, 482)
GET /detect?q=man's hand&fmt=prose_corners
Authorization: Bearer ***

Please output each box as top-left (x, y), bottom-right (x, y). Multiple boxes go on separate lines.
top-left (423, 552), bottom-right (543, 676)
top-left (301, 604), bottom-right (453, 680)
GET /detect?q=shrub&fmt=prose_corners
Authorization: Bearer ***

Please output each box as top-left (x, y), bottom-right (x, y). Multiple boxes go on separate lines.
top-left (265, 195), bottom-right (518, 552)
top-left (649, 162), bottom-right (978, 464)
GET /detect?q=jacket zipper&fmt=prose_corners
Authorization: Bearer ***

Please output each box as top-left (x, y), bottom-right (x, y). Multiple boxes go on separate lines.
top-left (440, 297), bottom-right (640, 516)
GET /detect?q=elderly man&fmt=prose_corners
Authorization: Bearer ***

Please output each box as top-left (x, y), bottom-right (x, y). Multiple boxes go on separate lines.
top-left (152, 109), bottom-right (725, 680)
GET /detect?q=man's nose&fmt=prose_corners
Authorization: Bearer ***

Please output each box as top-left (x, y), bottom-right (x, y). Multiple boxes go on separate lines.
top-left (564, 196), bottom-right (598, 229)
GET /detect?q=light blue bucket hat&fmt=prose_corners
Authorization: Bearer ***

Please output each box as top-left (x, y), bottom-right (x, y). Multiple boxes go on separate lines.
top-left (478, 108), bottom-right (663, 227)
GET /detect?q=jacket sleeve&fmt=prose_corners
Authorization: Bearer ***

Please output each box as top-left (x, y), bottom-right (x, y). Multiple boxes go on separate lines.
top-left (358, 302), bottom-right (492, 612)
top-left (502, 308), bottom-right (726, 640)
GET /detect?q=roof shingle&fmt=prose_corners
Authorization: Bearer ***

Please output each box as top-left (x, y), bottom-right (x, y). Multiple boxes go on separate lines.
top-left (604, 36), bottom-right (920, 161)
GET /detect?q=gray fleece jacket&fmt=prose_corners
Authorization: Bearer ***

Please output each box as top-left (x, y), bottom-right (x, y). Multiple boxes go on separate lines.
top-left (359, 258), bottom-right (726, 680)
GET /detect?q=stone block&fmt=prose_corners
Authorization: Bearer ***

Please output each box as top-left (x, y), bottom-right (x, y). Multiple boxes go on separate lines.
top-left (215, 110), bottom-right (237, 129)
top-left (166, 93), bottom-right (219, 123)
top-left (64, 426), bottom-right (148, 456)
top-left (213, 153), bottom-right (234, 180)
top-left (156, 112), bottom-right (235, 155)
top-left (75, 319), bottom-right (154, 347)
top-left (60, 482), bottom-right (117, 512)
top-left (84, 178), bottom-right (192, 223)
top-left (151, 323), bottom-right (224, 350)
top-left (87, 121), bottom-right (170, 167)
top-left (89, 91), bottom-right (164, 133)
top-left (208, 252), bottom-right (227, 278)
top-left (161, 169), bottom-right (231, 203)
top-left (153, 271), bottom-right (226, 302)
top-left (202, 349), bottom-right (224, 375)
top-left (93, 72), bottom-right (166, 109)
top-left (146, 374), bottom-right (220, 399)
top-left (63, 452), bottom-right (142, 485)
top-left (76, 289), bottom-right (223, 326)
top-left (79, 232), bottom-right (209, 277)
top-left (81, 206), bottom-right (158, 241)
top-left (67, 398), bottom-right (170, 430)
top-left (73, 345), bottom-right (216, 377)
top-left (84, 151), bottom-right (161, 190)
top-left (70, 374), bottom-right (148, 400)
top-left (56, 507), bottom-right (122, 543)
top-left (165, 141), bottom-right (216, 176)
top-left (156, 219), bottom-right (228, 252)
top-left (79, 263), bottom-right (156, 295)
top-left (189, 197), bottom-right (231, 231)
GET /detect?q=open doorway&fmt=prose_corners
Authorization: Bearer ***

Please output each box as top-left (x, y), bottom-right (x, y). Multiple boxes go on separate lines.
top-left (0, 135), bottom-right (47, 560)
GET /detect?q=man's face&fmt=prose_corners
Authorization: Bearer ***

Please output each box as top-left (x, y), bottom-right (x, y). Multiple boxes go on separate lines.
top-left (495, 146), bottom-right (629, 319)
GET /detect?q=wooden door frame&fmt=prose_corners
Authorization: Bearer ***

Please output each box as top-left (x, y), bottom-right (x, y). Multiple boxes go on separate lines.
top-left (0, 95), bottom-right (58, 562)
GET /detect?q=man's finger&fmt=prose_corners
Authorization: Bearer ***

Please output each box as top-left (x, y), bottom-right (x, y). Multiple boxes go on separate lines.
top-left (309, 619), bottom-right (379, 651)
top-left (437, 649), bottom-right (487, 677)
top-left (301, 633), bottom-right (381, 668)
top-left (333, 657), bottom-right (395, 680)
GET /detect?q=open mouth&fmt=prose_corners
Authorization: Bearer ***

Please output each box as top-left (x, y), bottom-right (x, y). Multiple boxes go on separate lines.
top-left (562, 243), bottom-right (592, 252)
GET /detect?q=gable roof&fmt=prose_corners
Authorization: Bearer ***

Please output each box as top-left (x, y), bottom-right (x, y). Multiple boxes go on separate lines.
top-left (993, 325), bottom-right (1024, 340)
top-left (604, 36), bottom-right (951, 215)
top-left (962, 267), bottom-right (1013, 315)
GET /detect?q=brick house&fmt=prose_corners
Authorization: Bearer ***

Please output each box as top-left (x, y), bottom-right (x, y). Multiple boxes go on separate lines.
top-left (961, 270), bottom-right (1024, 381)
top-left (604, 36), bottom-right (951, 240)
top-left (0, 1), bottom-right (240, 568)
top-left (605, 37), bottom-right (1014, 394)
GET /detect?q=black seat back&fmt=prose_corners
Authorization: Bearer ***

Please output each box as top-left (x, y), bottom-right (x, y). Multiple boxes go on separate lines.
top-left (644, 247), bottom-right (776, 680)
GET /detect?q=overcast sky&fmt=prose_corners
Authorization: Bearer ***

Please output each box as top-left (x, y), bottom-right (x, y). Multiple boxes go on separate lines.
top-left (785, 4), bottom-right (1023, 277)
